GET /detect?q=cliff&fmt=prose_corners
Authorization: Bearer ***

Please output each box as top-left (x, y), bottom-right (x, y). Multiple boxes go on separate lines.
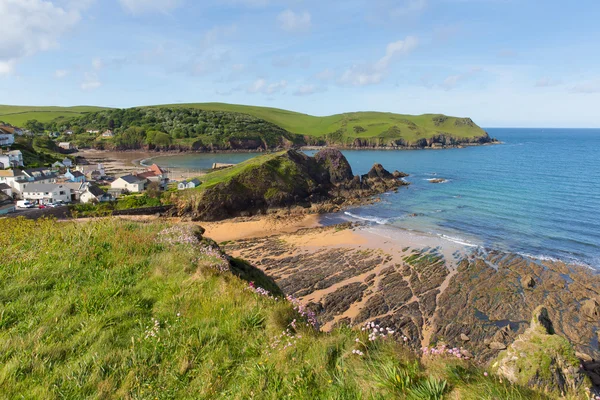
top-left (169, 148), bottom-right (408, 221)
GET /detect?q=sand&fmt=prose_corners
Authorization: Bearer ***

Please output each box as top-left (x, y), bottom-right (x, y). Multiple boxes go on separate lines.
top-left (73, 149), bottom-right (203, 180)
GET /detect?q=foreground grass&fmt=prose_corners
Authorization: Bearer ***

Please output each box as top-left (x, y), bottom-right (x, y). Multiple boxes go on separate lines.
top-left (0, 218), bottom-right (545, 399)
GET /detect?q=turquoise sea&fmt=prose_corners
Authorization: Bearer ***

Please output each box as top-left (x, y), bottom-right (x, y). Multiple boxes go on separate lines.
top-left (149, 129), bottom-right (600, 268)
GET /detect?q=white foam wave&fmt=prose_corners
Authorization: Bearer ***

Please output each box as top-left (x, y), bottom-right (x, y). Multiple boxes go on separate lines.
top-left (439, 234), bottom-right (479, 248)
top-left (517, 252), bottom-right (595, 269)
top-left (425, 178), bottom-right (449, 183)
top-left (344, 211), bottom-right (390, 225)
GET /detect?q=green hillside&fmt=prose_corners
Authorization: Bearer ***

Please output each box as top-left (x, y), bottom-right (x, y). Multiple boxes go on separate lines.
top-left (0, 105), bottom-right (109, 126)
top-left (0, 103), bottom-right (492, 150)
top-left (149, 102), bottom-right (489, 144)
top-left (0, 217), bottom-right (544, 399)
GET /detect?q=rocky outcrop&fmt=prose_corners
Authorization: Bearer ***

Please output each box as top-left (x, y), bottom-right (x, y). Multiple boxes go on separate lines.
top-left (173, 149), bottom-right (408, 221)
top-left (493, 307), bottom-right (589, 397)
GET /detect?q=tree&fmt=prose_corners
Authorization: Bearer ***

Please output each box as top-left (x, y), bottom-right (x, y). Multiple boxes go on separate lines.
top-left (146, 182), bottom-right (162, 199)
top-left (24, 119), bottom-right (45, 133)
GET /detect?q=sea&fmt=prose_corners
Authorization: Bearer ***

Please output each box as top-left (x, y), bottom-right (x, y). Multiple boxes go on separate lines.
top-left (147, 129), bottom-right (600, 269)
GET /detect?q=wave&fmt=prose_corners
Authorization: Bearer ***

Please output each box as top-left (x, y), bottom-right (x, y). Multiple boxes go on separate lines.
top-left (344, 211), bottom-right (390, 225)
top-left (438, 234), bottom-right (480, 248)
top-left (517, 252), bottom-right (595, 270)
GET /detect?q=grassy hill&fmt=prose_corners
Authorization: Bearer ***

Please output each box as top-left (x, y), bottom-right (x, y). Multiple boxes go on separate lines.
top-left (146, 103), bottom-right (489, 145)
top-left (0, 103), bottom-right (491, 150)
top-left (0, 105), bottom-right (108, 126)
top-left (0, 217), bottom-right (545, 399)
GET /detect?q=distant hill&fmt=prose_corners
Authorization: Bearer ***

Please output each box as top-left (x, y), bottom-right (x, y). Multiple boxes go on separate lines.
top-left (0, 103), bottom-right (493, 150)
top-left (0, 105), bottom-right (109, 126)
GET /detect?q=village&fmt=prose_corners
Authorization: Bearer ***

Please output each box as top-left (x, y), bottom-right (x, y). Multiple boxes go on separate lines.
top-left (0, 124), bottom-right (201, 216)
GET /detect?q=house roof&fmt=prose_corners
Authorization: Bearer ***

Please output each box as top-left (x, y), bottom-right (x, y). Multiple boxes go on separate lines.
top-left (86, 185), bottom-right (106, 197)
top-left (25, 167), bottom-right (52, 174)
top-left (58, 142), bottom-right (71, 146)
top-left (148, 164), bottom-right (166, 175)
top-left (0, 183), bottom-right (11, 190)
top-left (136, 171), bottom-right (158, 179)
top-left (64, 182), bottom-right (86, 191)
top-left (23, 183), bottom-right (66, 193)
top-left (118, 174), bottom-right (146, 184)
top-left (7, 150), bottom-right (22, 156)
top-left (0, 191), bottom-right (11, 205)
top-left (70, 171), bottom-right (85, 178)
top-left (0, 169), bottom-right (24, 177)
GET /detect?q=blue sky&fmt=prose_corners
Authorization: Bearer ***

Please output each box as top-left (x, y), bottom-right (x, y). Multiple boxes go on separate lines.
top-left (2, 0), bottom-right (600, 127)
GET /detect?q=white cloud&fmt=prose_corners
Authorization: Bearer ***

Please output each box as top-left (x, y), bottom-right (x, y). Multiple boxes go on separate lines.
top-left (55, 69), bottom-right (69, 78)
top-left (294, 84), bottom-right (324, 96)
top-left (81, 72), bottom-right (101, 90)
top-left (277, 10), bottom-right (311, 33)
top-left (441, 67), bottom-right (482, 90)
top-left (390, 0), bottom-right (427, 17)
top-left (119, 0), bottom-right (183, 14)
top-left (339, 36), bottom-right (418, 86)
top-left (535, 77), bottom-right (562, 88)
top-left (202, 24), bottom-right (237, 48)
top-left (0, 0), bottom-right (81, 75)
top-left (272, 54), bottom-right (310, 69)
top-left (571, 80), bottom-right (600, 94)
top-left (247, 78), bottom-right (287, 94)
top-left (92, 57), bottom-right (103, 70)
top-left (315, 68), bottom-right (335, 81)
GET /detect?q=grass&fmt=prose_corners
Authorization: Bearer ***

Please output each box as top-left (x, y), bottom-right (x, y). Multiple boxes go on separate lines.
top-left (148, 103), bottom-right (488, 144)
top-left (0, 105), bottom-right (109, 126)
top-left (0, 217), bottom-right (549, 399)
top-left (0, 103), bottom-right (488, 145)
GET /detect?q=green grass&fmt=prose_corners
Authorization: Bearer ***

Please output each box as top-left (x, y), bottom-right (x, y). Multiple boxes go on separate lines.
top-left (148, 103), bottom-right (487, 143)
top-left (0, 217), bottom-right (547, 399)
top-left (0, 105), bottom-right (109, 126)
top-left (0, 103), bottom-right (488, 146)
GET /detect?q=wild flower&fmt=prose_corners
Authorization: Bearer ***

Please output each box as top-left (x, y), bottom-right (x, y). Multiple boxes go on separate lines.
top-left (246, 282), bottom-right (277, 300)
top-left (351, 349), bottom-right (364, 356)
top-left (421, 344), bottom-right (471, 360)
top-left (361, 321), bottom-right (396, 341)
top-left (270, 327), bottom-right (300, 351)
top-left (286, 295), bottom-right (319, 329)
top-left (144, 318), bottom-right (161, 340)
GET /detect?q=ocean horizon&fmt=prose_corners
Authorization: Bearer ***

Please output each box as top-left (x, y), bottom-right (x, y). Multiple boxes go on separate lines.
top-left (150, 128), bottom-right (600, 269)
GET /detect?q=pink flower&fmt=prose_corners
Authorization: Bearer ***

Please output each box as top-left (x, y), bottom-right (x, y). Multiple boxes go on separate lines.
top-left (484, 372), bottom-right (488, 377)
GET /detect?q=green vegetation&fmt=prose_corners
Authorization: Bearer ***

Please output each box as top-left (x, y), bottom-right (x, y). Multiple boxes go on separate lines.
top-left (7, 136), bottom-right (64, 168)
top-left (0, 105), bottom-right (107, 126)
top-left (1, 103), bottom-right (491, 151)
top-left (69, 194), bottom-right (164, 218)
top-left (0, 217), bottom-right (546, 399)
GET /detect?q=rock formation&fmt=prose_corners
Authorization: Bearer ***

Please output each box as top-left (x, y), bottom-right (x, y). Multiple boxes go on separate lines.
top-left (493, 307), bottom-right (589, 397)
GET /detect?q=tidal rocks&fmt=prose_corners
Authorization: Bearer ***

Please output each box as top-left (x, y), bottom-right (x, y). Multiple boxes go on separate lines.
top-left (428, 178), bottom-right (447, 184)
top-left (493, 307), bottom-right (589, 398)
top-left (581, 298), bottom-right (600, 321)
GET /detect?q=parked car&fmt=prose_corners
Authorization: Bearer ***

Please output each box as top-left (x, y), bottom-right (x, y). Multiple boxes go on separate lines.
top-left (16, 200), bottom-right (34, 209)
top-left (46, 202), bottom-right (59, 208)
top-left (38, 204), bottom-right (46, 209)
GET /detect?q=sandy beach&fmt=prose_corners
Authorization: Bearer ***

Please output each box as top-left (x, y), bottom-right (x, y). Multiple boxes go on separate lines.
top-left (74, 149), bottom-right (204, 180)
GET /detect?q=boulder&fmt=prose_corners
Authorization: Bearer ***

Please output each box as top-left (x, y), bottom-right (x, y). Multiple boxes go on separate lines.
top-left (313, 148), bottom-right (354, 184)
top-left (493, 306), bottom-right (589, 397)
top-left (581, 299), bottom-right (600, 321)
top-left (489, 341), bottom-right (507, 350)
top-left (460, 333), bottom-right (471, 342)
top-left (392, 170), bottom-right (409, 178)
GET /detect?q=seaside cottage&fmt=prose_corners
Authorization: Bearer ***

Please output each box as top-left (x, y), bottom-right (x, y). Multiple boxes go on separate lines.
top-left (111, 174), bottom-right (147, 193)
top-left (58, 142), bottom-right (75, 151)
top-left (80, 185), bottom-right (112, 203)
top-left (22, 183), bottom-right (71, 204)
top-left (178, 178), bottom-right (201, 190)
top-left (64, 169), bottom-right (86, 183)
top-left (0, 150), bottom-right (24, 167)
top-left (0, 129), bottom-right (15, 147)
top-left (102, 130), bottom-right (114, 137)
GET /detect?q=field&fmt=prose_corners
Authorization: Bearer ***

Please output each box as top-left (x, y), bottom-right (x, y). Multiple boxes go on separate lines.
top-left (0, 217), bottom-right (545, 399)
top-left (0, 105), bottom-right (108, 126)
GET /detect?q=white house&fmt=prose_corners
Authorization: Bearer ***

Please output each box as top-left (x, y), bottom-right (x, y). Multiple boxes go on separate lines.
top-left (178, 178), bottom-right (201, 190)
top-left (102, 130), bottom-right (114, 137)
top-left (0, 155), bottom-right (8, 169)
top-left (76, 163), bottom-right (105, 179)
top-left (62, 158), bottom-right (73, 168)
top-left (111, 175), bottom-right (147, 193)
top-left (87, 129), bottom-right (100, 134)
top-left (22, 183), bottom-right (71, 204)
top-left (7, 150), bottom-right (24, 167)
top-left (58, 142), bottom-right (74, 151)
top-left (80, 185), bottom-right (112, 203)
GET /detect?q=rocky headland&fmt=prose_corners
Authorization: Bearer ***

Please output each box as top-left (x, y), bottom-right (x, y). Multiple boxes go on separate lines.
top-left (169, 148), bottom-right (409, 221)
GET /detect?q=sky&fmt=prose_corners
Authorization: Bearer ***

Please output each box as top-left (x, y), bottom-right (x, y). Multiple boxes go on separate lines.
top-left (1, 0), bottom-right (600, 127)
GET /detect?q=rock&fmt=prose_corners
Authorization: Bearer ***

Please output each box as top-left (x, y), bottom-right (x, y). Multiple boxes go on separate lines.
top-left (461, 333), bottom-right (471, 342)
top-left (581, 299), bottom-right (600, 321)
top-left (366, 163), bottom-right (393, 180)
top-left (428, 178), bottom-right (446, 184)
top-left (392, 170), bottom-right (409, 178)
top-left (493, 306), bottom-right (588, 397)
top-left (576, 352), bottom-right (593, 362)
top-left (313, 148), bottom-right (354, 184)
top-left (523, 275), bottom-right (536, 289)
top-left (489, 341), bottom-right (507, 350)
